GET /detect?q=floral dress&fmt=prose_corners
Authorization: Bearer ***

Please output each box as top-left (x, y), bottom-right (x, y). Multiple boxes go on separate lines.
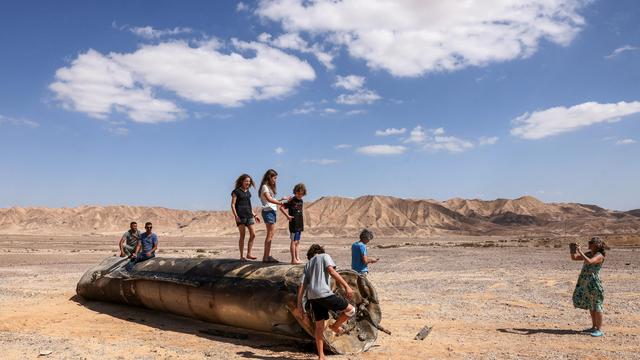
top-left (572, 253), bottom-right (604, 312)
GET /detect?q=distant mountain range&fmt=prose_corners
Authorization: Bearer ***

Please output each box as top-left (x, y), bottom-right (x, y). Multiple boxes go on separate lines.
top-left (1, 195), bottom-right (638, 237)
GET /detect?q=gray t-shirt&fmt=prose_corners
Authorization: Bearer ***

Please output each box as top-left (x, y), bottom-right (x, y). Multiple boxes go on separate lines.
top-left (122, 230), bottom-right (141, 248)
top-left (301, 253), bottom-right (336, 300)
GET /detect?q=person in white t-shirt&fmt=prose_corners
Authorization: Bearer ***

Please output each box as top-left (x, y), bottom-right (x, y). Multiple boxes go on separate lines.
top-left (258, 169), bottom-right (290, 262)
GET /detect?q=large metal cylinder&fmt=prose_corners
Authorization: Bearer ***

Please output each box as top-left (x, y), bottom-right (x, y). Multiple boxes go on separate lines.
top-left (77, 256), bottom-right (382, 354)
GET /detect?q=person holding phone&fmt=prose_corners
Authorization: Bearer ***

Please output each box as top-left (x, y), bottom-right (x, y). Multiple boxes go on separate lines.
top-left (571, 236), bottom-right (608, 337)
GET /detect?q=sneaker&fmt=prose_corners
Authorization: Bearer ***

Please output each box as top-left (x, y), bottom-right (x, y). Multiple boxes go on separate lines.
top-left (582, 327), bottom-right (596, 333)
top-left (590, 329), bottom-right (604, 337)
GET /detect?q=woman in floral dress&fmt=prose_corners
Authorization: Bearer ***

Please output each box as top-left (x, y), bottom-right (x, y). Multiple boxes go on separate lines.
top-left (571, 236), bottom-right (607, 337)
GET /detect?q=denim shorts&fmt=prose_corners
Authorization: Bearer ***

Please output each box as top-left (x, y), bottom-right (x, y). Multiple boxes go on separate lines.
top-left (290, 231), bottom-right (301, 241)
top-left (262, 209), bottom-right (277, 224)
top-left (236, 216), bottom-right (255, 226)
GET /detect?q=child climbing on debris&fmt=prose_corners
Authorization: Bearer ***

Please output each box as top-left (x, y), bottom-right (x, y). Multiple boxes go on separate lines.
top-left (297, 244), bottom-right (355, 360)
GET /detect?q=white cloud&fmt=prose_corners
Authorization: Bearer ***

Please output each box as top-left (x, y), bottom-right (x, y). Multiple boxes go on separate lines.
top-left (425, 136), bottom-right (474, 153)
top-left (257, 0), bottom-right (588, 77)
top-left (50, 41), bottom-right (315, 123)
top-left (257, 32), bottom-right (334, 69)
top-left (304, 158), bottom-right (339, 165)
top-left (0, 114), bottom-right (39, 128)
top-left (356, 144), bottom-right (407, 155)
top-left (616, 139), bottom-right (636, 145)
top-left (275, 146), bottom-right (285, 154)
top-left (323, 108), bottom-right (338, 113)
top-left (511, 101), bottom-right (640, 139)
top-left (375, 127), bottom-right (406, 136)
top-left (128, 26), bottom-right (193, 39)
top-left (605, 45), bottom-right (639, 59)
top-left (478, 136), bottom-right (499, 145)
top-left (404, 125), bottom-right (426, 143)
top-left (236, 2), bottom-right (249, 12)
top-left (334, 144), bottom-right (352, 149)
top-left (336, 89), bottom-right (380, 105)
top-left (345, 109), bottom-right (366, 116)
top-left (107, 127), bottom-right (129, 136)
top-left (334, 75), bottom-right (365, 91)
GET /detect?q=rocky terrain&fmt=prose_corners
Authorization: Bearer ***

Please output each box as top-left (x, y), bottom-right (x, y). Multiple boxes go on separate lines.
top-left (0, 195), bottom-right (638, 237)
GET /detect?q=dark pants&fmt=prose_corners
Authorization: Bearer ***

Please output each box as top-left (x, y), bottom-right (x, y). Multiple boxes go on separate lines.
top-left (125, 253), bottom-right (155, 271)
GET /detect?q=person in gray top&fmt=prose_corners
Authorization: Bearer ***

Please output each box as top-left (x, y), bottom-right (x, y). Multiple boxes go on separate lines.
top-left (297, 244), bottom-right (355, 360)
top-left (119, 222), bottom-right (140, 258)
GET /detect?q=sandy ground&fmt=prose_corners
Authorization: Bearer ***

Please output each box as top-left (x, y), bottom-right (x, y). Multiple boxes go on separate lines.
top-left (1, 235), bottom-right (639, 359)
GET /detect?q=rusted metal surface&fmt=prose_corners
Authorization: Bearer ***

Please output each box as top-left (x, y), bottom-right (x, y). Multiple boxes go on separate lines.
top-left (76, 256), bottom-right (382, 354)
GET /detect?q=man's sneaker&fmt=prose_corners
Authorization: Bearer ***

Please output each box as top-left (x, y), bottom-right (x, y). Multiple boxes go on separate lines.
top-left (582, 327), bottom-right (596, 333)
top-left (590, 329), bottom-right (604, 337)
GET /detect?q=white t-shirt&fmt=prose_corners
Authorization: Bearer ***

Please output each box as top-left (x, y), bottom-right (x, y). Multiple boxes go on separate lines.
top-left (260, 184), bottom-right (278, 211)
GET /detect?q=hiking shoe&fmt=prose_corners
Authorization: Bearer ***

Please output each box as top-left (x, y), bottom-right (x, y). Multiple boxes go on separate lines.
top-left (590, 329), bottom-right (604, 337)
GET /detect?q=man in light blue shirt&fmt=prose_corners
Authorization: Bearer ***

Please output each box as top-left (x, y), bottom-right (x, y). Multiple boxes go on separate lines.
top-left (351, 229), bottom-right (379, 275)
top-left (125, 222), bottom-right (158, 271)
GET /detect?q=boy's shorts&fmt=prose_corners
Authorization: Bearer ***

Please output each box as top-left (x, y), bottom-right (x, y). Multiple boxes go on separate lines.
top-left (262, 209), bottom-right (277, 224)
top-left (290, 231), bottom-right (301, 241)
top-left (236, 216), bottom-right (255, 226)
top-left (308, 294), bottom-right (349, 321)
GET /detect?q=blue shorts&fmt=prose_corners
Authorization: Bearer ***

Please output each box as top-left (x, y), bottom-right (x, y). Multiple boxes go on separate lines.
top-left (290, 231), bottom-right (301, 241)
top-left (262, 209), bottom-right (277, 224)
top-left (236, 216), bottom-right (255, 226)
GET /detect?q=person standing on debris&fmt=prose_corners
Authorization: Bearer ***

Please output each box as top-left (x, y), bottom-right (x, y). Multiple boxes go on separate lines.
top-left (283, 183), bottom-right (306, 264)
top-left (297, 244), bottom-right (355, 360)
top-left (126, 222), bottom-right (158, 271)
top-left (571, 236), bottom-right (608, 337)
top-left (351, 229), bottom-right (379, 276)
top-left (231, 174), bottom-right (261, 261)
top-left (119, 221), bottom-right (140, 258)
top-left (258, 169), bottom-right (290, 263)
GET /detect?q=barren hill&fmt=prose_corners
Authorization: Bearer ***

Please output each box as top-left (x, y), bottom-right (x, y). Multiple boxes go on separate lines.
top-left (0, 195), bottom-right (638, 237)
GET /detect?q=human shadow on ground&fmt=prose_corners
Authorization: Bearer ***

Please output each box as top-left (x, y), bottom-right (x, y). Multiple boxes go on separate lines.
top-left (497, 328), bottom-right (585, 336)
top-left (70, 295), bottom-right (313, 360)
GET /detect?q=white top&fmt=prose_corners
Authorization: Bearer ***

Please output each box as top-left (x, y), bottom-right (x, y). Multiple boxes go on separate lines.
top-left (260, 184), bottom-right (278, 211)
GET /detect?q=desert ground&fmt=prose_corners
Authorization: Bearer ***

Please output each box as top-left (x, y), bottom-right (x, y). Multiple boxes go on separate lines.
top-left (1, 234), bottom-right (639, 359)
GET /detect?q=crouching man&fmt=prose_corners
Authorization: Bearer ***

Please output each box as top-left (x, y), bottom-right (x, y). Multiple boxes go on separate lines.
top-left (125, 222), bottom-right (158, 271)
top-left (297, 244), bottom-right (356, 360)
top-left (119, 221), bottom-right (140, 258)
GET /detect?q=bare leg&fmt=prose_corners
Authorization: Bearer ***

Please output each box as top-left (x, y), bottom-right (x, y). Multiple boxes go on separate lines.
top-left (246, 225), bottom-right (257, 259)
top-left (594, 311), bottom-right (603, 330)
top-left (314, 320), bottom-right (325, 360)
top-left (290, 240), bottom-right (296, 264)
top-left (237, 225), bottom-right (246, 260)
top-left (292, 241), bottom-right (302, 264)
top-left (329, 304), bottom-right (354, 334)
top-left (263, 223), bottom-right (274, 261)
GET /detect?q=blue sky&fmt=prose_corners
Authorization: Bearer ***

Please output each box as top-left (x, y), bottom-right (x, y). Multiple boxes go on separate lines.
top-left (0, 0), bottom-right (638, 211)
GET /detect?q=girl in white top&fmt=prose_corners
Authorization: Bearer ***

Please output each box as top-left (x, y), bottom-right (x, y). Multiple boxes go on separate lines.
top-left (258, 169), bottom-right (290, 262)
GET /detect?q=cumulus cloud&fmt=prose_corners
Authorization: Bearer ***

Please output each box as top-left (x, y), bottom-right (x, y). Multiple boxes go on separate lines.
top-left (0, 114), bottom-right (39, 128)
top-left (50, 41), bottom-right (315, 123)
top-left (128, 26), bottom-right (193, 39)
top-left (404, 125), bottom-right (426, 143)
top-left (616, 138), bottom-right (636, 145)
top-left (356, 144), bottom-right (407, 155)
top-left (425, 136), bottom-right (474, 153)
top-left (605, 45), bottom-right (639, 59)
top-left (304, 158), bottom-right (339, 165)
top-left (257, 32), bottom-right (334, 69)
top-left (336, 90), bottom-right (380, 105)
top-left (334, 75), bottom-right (365, 91)
top-left (236, 2), bottom-right (249, 12)
top-left (257, 0), bottom-right (588, 77)
top-left (510, 101), bottom-right (640, 139)
top-left (275, 146), bottom-right (285, 154)
top-left (375, 127), bottom-right (406, 136)
top-left (478, 136), bottom-right (499, 145)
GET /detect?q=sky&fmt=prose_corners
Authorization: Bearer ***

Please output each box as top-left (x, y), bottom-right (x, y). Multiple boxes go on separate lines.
top-left (0, 0), bottom-right (638, 211)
